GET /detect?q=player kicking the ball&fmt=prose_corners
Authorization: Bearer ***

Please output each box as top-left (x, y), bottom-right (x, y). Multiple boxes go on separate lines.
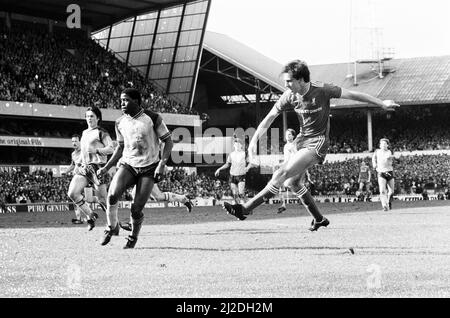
top-left (277, 128), bottom-right (310, 214)
top-left (223, 60), bottom-right (399, 231)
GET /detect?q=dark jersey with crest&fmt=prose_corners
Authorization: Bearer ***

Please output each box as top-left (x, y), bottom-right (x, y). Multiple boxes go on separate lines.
top-left (275, 81), bottom-right (342, 138)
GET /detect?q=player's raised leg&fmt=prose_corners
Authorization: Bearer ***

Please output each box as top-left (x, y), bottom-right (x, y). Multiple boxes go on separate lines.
top-left (224, 148), bottom-right (321, 222)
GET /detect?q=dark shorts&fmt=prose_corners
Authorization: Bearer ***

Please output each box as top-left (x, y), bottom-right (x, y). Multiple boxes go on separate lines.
top-left (229, 175), bottom-right (246, 185)
top-left (120, 161), bottom-right (159, 180)
top-left (378, 171), bottom-right (394, 181)
top-left (76, 163), bottom-right (110, 186)
top-left (295, 135), bottom-right (329, 163)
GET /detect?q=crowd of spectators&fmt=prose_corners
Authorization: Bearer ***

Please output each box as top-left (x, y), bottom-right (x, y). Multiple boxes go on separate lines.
top-left (158, 167), bottom-right (236, 200)
top-left (264, 107), bottom-right (450, 155)
top-left (306, 154), bottom-right (450, 197)
top-left (0, 20), bottom-right (197, 115)
top-left (0, 167), bottom-right (238, 204)
top-left (2, 154), bottom-right (449, 205)
top-left (0, 168), bottom-right (70, 204)
top-left (328, 107), bottom-right (450, 153)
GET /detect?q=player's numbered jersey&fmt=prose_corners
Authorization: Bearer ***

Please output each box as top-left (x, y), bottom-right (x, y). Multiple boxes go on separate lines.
top-left (116, 109), bottom-right (171, 168)
top-left (275, 82), bottom-right (341, 138)
top-left (227, 150), bottom-right (247, 176)
top-left (283, 142), bottom-right (297, 162)
top-left (80, 127), bottom-right (112, 165)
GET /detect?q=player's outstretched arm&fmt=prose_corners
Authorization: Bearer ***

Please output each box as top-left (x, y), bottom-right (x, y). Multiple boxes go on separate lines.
top-left (340, 88), bottom-right (400, 111)
top-left (248, 105), bottom-right (280, 159)
top-left (215, 162), bottom-right (230, 177)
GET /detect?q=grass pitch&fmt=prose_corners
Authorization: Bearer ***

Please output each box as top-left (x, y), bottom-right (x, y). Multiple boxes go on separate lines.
top-left (1, 200), bottom-right (449, 298)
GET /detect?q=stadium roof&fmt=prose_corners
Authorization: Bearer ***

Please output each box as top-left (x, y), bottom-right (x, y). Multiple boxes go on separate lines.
top-left (311, 55), bottom-right (450, 107)
top-left (0, 0), bottom-right (195, 31)
top-left (203, 31), bottom-right (285, 92)
top-left (202, 31), bottom-right (450, 108)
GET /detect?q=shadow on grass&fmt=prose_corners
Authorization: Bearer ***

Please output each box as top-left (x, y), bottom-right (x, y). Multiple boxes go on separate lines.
top-left (133, 245), bottom-right (450, 256)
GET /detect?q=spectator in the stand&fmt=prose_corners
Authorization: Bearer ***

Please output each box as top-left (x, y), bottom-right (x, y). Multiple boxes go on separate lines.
top-left (1, 154), bottom-right (449, 204)
top-left (0, 20), bottom-right (198, 115)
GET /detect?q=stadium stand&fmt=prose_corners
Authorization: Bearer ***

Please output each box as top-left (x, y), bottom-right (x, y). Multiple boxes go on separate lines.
top-left (0, 168), bottom-right (234, 204)
top-left (0, 168), bottom-right (70, 204)
top-left (1, 12), bottom-right (450, 207)
top-left (0, 20), bottom-right (198, 115)
top-left (1, 154), bottom-right (449, 205)
top-left (307, 154), bottom-right (450, 197)
top-left (329, 106), bottom-right (450, 153)
top-left (264, 106), bottom-right (450, 155)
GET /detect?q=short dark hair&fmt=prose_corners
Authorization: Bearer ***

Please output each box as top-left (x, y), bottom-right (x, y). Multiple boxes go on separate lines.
top-left (86, 106), bottom-right (102, 123)
top-left (282, 60), bottom-right (310, 82)
top-left (71, 134), bottom-right (80, 139)
top-left (121, 88), bottom-right (141, 105)
top-left (286, 128), bottom-right (296, 137)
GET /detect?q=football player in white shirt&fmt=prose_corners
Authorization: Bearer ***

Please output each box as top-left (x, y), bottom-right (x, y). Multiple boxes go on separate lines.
top-left (97, 88), bottom-right (173, 249)
top-left (372, 138), bottom-right (395, 211)
top-left (215, 139), bottom-right (251, 204)
top-left (278, 129), bottom-right (297, 213)
top-left (67, 107), bottom-right (114, 231)
top-left (66, 134), bottom-right (111, 225)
